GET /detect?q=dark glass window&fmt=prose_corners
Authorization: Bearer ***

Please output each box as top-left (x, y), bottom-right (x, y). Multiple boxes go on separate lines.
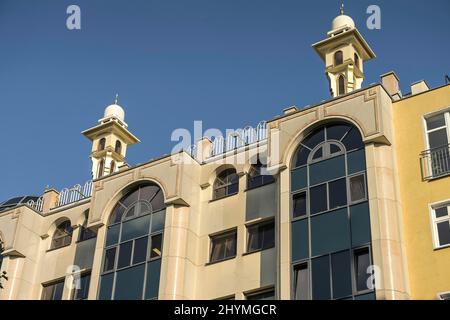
top-left (100, 184), bottom-right (165, 300)
top-left (210, 230), bottom-right (237, 263)
top-left (42, 280), bottom-right (65, 300)
top-left (334, 51), bottom-right (343, 66)
top-left (338, 75), bottom-right (346, 96)
top-left (247, 161), bottom-right (275, 189)
top-left (213, 168), bottom-right (239, 200)
top-left (72, 273), bottom-right (91, 300)
top-left (426, 114), bottom-right (446, 131)
top-left (436, 206), bottom-right (448, 218)
top-left (247, 220), bottom-right (275, 253)
top-left (78, 226), bottom-right (97, 242)
top-left (331, 251), bottom-right (352, 299)
top-left (246, 289), bottom-right (275, 300)
top-left (354, 248), bottom-right (371, 292)
top-left (50, 220), bottom-right (73, 250)
top-left (98, 159), bottom-right (105, 178)
top-left (349, 174), bottom-right (366, 203)
top-left (310, 184), bottom-right (327, 214)
top-left (293, 192), bottom-right (307, 218)
top-left (98, 138), bottom-right (106, 151)
top-left (437, 222), bottom-right (450, 247)
top-left (312, 255), bottom-right (331, 300)
top-left (354, 53), bottom-right (359, 69)
top-left (115, 140), bottom-right (122, 154)
top-left (329, 178), bottom-right (347, 209)
top-left (294, 263), bottom-right (309, 300)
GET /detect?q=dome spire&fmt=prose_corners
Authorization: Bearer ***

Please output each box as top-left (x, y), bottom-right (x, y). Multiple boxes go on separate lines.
top-left (340, 3), bottom-right (344, 15)
top-left (114, 93), bottom-right (119, 105)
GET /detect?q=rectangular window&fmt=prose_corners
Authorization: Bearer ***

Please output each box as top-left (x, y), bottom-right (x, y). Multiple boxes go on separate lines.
top-left (246, 288), bottom-right (275, 300)
top-left (78, 226), bottom-right (97, 242)
top-left (72, 273), bottom-right (91, 300)
top-left (117, 241), bottom-right (133, 269)
top-left (424, 112), bottom-right (450, 178)
top-left (247, 220), bottom-right (275, 253)
top-left (103, 247), bottom-right (117, 272)
top-left (349, 173), bottom-right (366, 203)
top-left (354, 247), bottom-right (371, 293)
top-left (209, 229), bottom-right (237, 263)
top-left (42, 279), bottom-right (65, 300)
top-left (310, 183), bottom-right (327, 214)
top-left (133, 236), bottom-right (148, 264)
top-left (150, 234), bottom-right (163, 259)
top-left (329, 178), bottom-right (347, 209)
top-left (292, 192), bottom-right (307, 218)
top-left (293, 263), bottom-right (309, 300)
top-left (431, 203), bottom-right (450, 248)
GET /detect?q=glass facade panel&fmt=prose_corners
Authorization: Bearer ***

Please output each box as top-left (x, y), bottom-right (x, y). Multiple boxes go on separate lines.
top-left (311, 208), bottom-right (350, 256)
top-left (347, 149), bottom-right (365, 174)
top-left (309, 155), bottom-right (345, 185)
top-left (310, 184), bottom-right (327, 214)
top-left (151, 210), bottom-right (165, 232)
top-left (98, 273), bottom-right (114, 300)
top-left (437, 221), bottom-right (450, 246)
top-left (350, 202), bottom-right (371, 247)
top-left (291, 167), bottom-right (307, 191)
top-left (311, 255), bottom-right (331, 300)
top-left (133, 237), bottom-right (148, 264)
top-left (293, 192), bottom-right (307, 218)
top-left (121, 215), bottom-right (151, 242)
top-left (145, 259), bottom-right (162, 299)
top-left (114, 264), bottom-right (145, 300)
top-left (292, 219), bottom-right (309, 261)
top-left (331, 250), bottom-right (352, 299)
top-left (294, 263), bottom-right (309, 300)
top-left (329, 178), bottom-right (347, 209)
top-left (354, 248), bottom-right (371, 292)
top-left (106, 224), bottom-right (120, 247)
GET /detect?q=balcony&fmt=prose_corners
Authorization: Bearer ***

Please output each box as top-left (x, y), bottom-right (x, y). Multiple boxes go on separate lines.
top-left (420, 144), bottom-right (450, 180)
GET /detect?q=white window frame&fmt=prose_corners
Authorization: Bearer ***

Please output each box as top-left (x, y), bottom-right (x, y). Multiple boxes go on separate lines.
top-left (429, 200), bottom-right (450, 250)
top-left (423, 109), bottom-right (450, 151)
top-left (438, 291), bottom-right (450, 300)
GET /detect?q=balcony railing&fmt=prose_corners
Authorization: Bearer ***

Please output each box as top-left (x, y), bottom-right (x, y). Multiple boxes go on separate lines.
top-left (420, 144), bottom-right (450, 180)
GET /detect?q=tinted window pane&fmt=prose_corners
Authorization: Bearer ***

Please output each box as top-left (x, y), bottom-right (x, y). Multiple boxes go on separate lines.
top-left (151, 210), bottom-right (165, 232)
top-left (121, 215), bottom-right (150, 242)
top-left (291, 167), bottom-right (307, 192)
top-left (291, 219), bottom-right (309, 261)
top-left (349, 174), bottom-right (366, 203)
top-left (329, 178), bottom-right (347, 209)
top-left (98, 273), bottom-right (114, 300)
top-left (327, 124), bottom-right (351, 141)
top-left (428, 129), bottom-right (448, 149)
top-left (310, 184), bottom-right (327, 214)
top-left (150, 234), bottom-right (163, 259)
top-left (121, 189), bottom-right (139, 208)
top-left (437, 221), bottom-right (450, 246)
top-left (311, 208), bottom-right (350, 256)
top-left (110, 204), bottom-right (126, 224)
top-left (293, 192), bottom-right (307, 218)
top-left (248, 225), bottom-right (262, 252)
top-left (427, 114), bottom-right (446, 130)
top-left (117, 241), bottom-right (133, 269)
top-left (133, 237), bottom-right (148, 264)
top-left (355, 292), bottom-right (376, 300)
top-left (145, 259), bottom-right (161, 299)
top-left (342, 128), bottom-right (363, 151)
top-left (139, 185), bottom-right (159, 202)
top-left (246, 290), bottom-right (275, 300)
top-left (309, 155), bottom-right (345, 185)
top-left (73, 274), bottom-right (91, 300)
top-left (262, 222), bottom-right (275, 249)
top-left (347, 149), bottom-right (366, 174)
top-left (312, 255), bottom-right (331, 300)
top-left (303, 128), bottom-right (325, 149)
top-left (350, 202), bottom-right (371, 247)
top-left (330, 144), bottom-right (341, 154)
top-left (104, 247), bottom-right (116, 271)
top-left (150, 189), bottom-right (165, 212)
top-left (106, 224), bottom-right (120, 247)
top-left (331, 250), bottom-right (352, 299)
top-left (312, 147), bottom-right (323, 160)
top-left (294, 264), bottom-right (309, 300)
top-left (295, 147), bottom-right (310, 167)
top-left (435, 206), bottom-right (449, 218)
top-left (355, 248), bottom-right (371, 292)
top-left (228, 182), bottom-right (238, 195)
top-left (114, 264), bottom-right (145, 300)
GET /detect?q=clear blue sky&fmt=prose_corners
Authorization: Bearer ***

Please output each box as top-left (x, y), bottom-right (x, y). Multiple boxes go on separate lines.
top-left (0, 0), bottom-right (449, 201)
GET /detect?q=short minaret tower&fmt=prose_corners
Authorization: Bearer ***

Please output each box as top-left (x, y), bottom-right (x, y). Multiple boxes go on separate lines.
top-left (82, 95), bottom-right (140, 179)
top-left (312, 5), bottom-right (376, 97)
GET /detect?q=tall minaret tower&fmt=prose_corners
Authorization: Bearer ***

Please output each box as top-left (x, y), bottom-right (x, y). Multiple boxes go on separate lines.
top-left (82, 95), bottom-right (140, 179)
top-left (312, 5), bottom-right (376, 97)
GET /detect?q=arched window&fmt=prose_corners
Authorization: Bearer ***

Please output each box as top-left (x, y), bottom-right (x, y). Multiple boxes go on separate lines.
top-left (110, 161), bottom-right (116, 174)
top-left (213, 168), bottom-right (239, 200)
top-left (98, 138), bottom-right (106, 151)
top-left (51, 220), bottom-right (73, 250)
top-left (334, 50), bottom-right (343, 66)
top-left (290, 122), bottom-right (374, 300)
top-left (115, 140), bottom-right (122, 154)
top-left (354, 53), bottom-right (360, 69)
top-left (338, 75), bottom-right (346, 96)
top-left (98, 184), bottom-right (165, 300)
top-left (247, 159), bottom-right (275, 190)
top-left (98, 159), bottom-right (105, 178)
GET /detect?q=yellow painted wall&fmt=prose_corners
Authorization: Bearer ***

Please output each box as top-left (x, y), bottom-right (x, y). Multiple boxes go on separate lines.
top-left (393, 85), bottom-right (450, 299)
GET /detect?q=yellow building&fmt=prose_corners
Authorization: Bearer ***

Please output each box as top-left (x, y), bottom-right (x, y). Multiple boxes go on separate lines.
top-left (0, 10), bottom-right (449, 300)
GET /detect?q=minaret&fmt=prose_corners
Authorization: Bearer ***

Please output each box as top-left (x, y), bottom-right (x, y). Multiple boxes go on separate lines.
top-left (312, 5), bottom-right (376, 97)
top-left (82, 95), bottom-right (140, 179)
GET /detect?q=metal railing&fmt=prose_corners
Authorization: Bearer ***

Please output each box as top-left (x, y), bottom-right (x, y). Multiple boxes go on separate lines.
top-left (56, 180), bottom-right (93, 208)
top-left (420, 144), bottom-right (450, 180)
top-left (27, 197), bottom-right (44, 212)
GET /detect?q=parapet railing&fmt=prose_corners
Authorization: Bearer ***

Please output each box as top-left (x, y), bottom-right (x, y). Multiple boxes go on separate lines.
top-left (420, 144), bottom-right (450, 180)
top-left (56, 180), bottom-right (93, 208)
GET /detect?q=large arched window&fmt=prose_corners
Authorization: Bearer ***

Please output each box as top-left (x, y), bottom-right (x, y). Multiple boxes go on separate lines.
top-left (98, 184), bottom-right (165, 300)
top-left (338, 75), bottom-right (346, 96)
top-left (213, 168), bottom-right (239, 200)
top-left (50, 220), bottom-right (73, 250)
top-left (98, 138), bottom-right (106, 151)
top-left (115, 140), bottom-right (122, 154)
top-left (334, 50), bottom-right (343, 66)
top-left (290, 122), bottom-right (374, 300)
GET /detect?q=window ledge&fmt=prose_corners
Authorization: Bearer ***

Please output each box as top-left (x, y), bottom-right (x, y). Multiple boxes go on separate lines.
top-left (205, 255), bottom-right (236, 266)
top-left (242, 246), bottom-right (275, 256)
top-left (244, 180), bottom-right (276, 192)
top-left (433, 243), bottom-right (450, 251)
top-left (46, 243), bottom-right (71, 253)
top-left (209, 193), bottom-right (238, 203)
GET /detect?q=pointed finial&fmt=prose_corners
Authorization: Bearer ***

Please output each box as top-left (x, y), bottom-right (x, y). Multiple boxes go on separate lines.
top-left (340, 3), bottom-right (344, 15)
top-left (114, 93), bottom-right (119, 105)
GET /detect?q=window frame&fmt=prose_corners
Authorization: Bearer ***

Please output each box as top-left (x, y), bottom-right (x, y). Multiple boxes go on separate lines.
top-left (246, 162), bottom-right (275, 190)
top-left (50, 220), bottom-right (73, 250)
top-left (71, 271), bottom-right (91, 300)
top-left (429, 200), bottom-right (450, 250)
top-left (246, 218), bottom-right (275, 254)
top-left (424, 110), bottom-right (450, 151)
top-left (41, 278), bottom-right (66, 300)
top-left (208, 229), bottom-right (238, 264)
top-left (213, 168), bottom-right (239, 200)
top-left (245, 286), bottom-right (276, 300)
